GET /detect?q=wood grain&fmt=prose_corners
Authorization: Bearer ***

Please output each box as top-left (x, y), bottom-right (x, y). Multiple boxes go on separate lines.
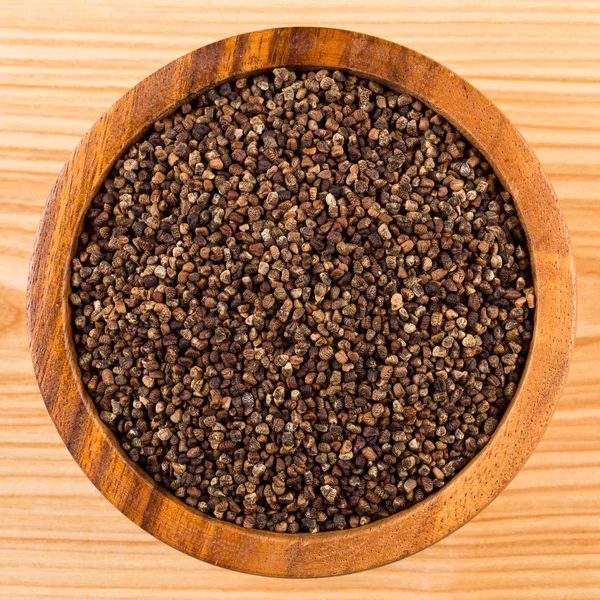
top-left (2, 0), bottom-right (600, 595)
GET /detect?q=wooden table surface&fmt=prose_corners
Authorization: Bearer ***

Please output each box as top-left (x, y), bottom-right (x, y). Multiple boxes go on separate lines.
top-left (1, 0), bottom-right (599, 597)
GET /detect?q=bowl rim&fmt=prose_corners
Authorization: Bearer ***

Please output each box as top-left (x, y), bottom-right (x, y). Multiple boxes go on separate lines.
top-left (27, 26), bottom-right (576, 578)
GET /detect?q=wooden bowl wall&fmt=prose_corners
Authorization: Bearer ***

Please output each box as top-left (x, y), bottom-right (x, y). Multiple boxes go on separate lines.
top-left (27, 27), bottom-right (576, 578)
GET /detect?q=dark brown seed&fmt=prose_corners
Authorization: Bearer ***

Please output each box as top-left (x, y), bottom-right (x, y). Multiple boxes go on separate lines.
top-left (71, 67), bottom-right (534, 534)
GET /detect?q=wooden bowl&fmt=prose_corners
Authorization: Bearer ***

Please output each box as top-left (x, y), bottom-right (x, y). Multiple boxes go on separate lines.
top-left (27, 27), bottom-right (576, 578)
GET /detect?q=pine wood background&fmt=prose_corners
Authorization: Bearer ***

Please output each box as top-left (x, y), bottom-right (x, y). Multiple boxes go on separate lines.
top-left (1, 0), bottom-right (599, 597)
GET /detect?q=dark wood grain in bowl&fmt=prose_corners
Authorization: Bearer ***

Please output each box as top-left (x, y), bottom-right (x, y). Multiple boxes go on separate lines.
top-left (26, 27), bottom-right (576, 578)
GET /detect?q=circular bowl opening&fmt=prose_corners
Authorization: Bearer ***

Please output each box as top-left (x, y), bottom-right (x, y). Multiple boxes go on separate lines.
top-left (27, 27), bottom-right (575, 578)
